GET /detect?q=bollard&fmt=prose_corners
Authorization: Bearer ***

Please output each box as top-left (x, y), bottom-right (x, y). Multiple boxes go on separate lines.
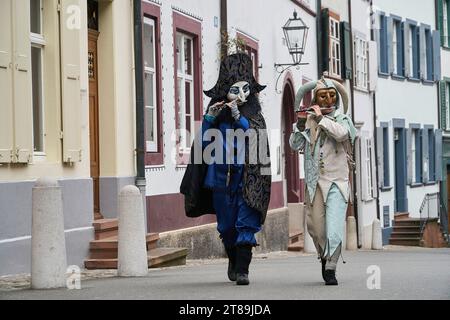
top-left (371, 218), bottom-right (383, 250)
top-left (346, 216), bottom-right (358, 250)
top-left (118, 185), bottom-right (148, 276)
top-left (31, 178), bottom-right (67, 289)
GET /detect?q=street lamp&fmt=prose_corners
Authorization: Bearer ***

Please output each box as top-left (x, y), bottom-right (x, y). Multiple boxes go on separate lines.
top-left (274, 10), bottom-right (309, 92)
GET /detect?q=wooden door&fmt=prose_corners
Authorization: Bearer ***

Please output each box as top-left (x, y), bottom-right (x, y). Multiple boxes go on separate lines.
top-left (283, 83), bottom-right (300, 203)
top-left (88, 29), bottom-right (102, 220)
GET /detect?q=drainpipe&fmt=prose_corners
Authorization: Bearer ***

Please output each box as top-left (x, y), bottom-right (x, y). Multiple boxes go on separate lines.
top-left (370, 0), bottom-right (381, 221)
top-left (348, 0), bottom-right (360, 247)
top-left (220, 0), bottom-right (228, 56)
top-left (133, 0), bottom-right (147, 230)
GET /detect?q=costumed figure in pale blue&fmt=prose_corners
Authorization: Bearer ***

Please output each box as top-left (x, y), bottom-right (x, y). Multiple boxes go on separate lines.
top-left (289, 77), bottom-right (356, 286)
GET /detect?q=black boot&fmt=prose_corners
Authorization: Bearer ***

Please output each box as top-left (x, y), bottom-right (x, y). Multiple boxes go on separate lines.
top-left (224, 246), bottom-right (237, 281)
top-left (235, 244), bottom-right (252, 285)
top-left (321, 258), bottom-right (326, 281)
top-left (323, 269), bottom-right (338, 286)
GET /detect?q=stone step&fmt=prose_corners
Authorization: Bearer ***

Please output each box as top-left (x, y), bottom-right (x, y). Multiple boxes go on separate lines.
top-left (288, 240), bottom-right (304, 252)
top-left (89, 233), bottom-right (159, 259)
top-left (93, 218), bottom-right (119, 240)
top-left (394, 219), bottom-right (423, 227)
top-left (289, 231), bottom-right (302, 245)
top-left (389, 237), bottom-right (422, 246)
top-left (392, 225), bottom-right (421, 233)
top-left (390, 231), bottom-right (422, 239)
top-left (84, 247), bottom-right (188, 269)
top-left (394, 212), bottom-right (410, 220)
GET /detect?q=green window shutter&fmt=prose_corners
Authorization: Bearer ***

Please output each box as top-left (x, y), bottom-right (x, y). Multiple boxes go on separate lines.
top-left (440, 81), bottom-right (447, 129)
top-left (438, 0), bottom-right (444, 45)
top-left (340, 21), bottom-right (352, 80)
top-left (320, 8), bottom-right (330, 75)
top-left (0, 0), bottom-right (13, 163)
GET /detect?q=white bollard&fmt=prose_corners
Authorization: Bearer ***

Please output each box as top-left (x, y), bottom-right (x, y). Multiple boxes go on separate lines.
top-left (31, 178), bottom-right (67, 289)
top-left (118, 185), bottom-right (148, 276)
top-left (346, 216), bottom-right (358, 250)
top-left (371, 218), bottom-right (383, 250)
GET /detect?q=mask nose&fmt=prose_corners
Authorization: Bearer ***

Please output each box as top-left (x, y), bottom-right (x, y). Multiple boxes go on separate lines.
top-left (237, 87), bottom-right (247, 103)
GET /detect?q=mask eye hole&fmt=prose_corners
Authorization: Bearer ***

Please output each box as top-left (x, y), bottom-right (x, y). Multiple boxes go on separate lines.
top-left (229, 87), bottom-right (239, 95)
top-left (243, 84), bottom-right (250, 92)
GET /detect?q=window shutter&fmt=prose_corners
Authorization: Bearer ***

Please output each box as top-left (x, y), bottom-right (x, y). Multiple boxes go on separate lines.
top-left (340, 21), bottom-right (352, 79)
top-left (0, 0), bottom-right (13, 163)
top-left (376, 127), bottom-right (384, 188)
top-left (386, 16), bottom-right (394, 74)
top-left (406, 128), bottom-right (412, 185)
top-left (403, 21), bottom-right (411, 77)
top-left (421, 128), bottom-right (429, 183)
top-left (320, 8), bottom-right (330, 75)
top-left (399, 22), bottom-right (405, 76)
top-left (368, 41), bottom-right (378, 91)
top-left (360, 134), bottom-right (370, 201)
top-left (60, 0), bottom-right (82, 163)
top-left (438, 0), bottom-right (445, 45)
top-left (419, 25), bottom-right (426, 80)
top-left (440, 81), bottom-right (447, 129)
top-left (432, 30), bottom-right (442, 81)
top-left (370, 137), bottom-right (378, 198)
top-left (12, 0), bottom-right (32, 163)
top-left (435, 129), bottom-right (443, 181)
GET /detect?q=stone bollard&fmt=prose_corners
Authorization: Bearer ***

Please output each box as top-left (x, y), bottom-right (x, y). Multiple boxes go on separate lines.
top-left (346, 216), bottom-right (358, 250)
top-left (371, 218), bottom-right (383, 250)
top-left (118, 185), bottom-right (148, 276)
top-left (31, 178), bottom-right (67, 289)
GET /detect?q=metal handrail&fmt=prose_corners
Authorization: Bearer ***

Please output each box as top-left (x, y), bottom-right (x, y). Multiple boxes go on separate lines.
top-left (419, 192), bottom-right (449, 245)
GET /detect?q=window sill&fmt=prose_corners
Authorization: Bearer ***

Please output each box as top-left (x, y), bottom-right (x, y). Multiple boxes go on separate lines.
top-left (391, 74), bottom-right (406, 81)
top-left (442, 45), bottom-right (450, 52)
top-left (424, 181), bottom-right (437, 186)
top-left (407, 77), bottom-right (421, 83)
top-left (380, 186), bottom-right (393, 192)
top-left (409, 182), bottom-right (423, 188)
top-left (421, 79), bottom-right (435, 86)
top-left (378, 71), bottom-right (390, 78)
top-left (354, 86), bottom-right (369, 93)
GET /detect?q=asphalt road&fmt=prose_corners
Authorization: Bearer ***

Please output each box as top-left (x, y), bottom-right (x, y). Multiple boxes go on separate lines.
top-left (1, 246), bottom-right (449, 300)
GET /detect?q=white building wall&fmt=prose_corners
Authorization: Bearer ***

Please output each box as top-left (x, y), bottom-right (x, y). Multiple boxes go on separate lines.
top-left (373, 0), bottom-right (439, 226)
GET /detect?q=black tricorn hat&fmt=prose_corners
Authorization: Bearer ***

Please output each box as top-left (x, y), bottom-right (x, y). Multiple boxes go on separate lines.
top-left (203, 52), bottom-right (266, 99)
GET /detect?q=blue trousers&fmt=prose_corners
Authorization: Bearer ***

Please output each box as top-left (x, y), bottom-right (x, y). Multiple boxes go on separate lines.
top-left (213, 191), bottom-right (261, 247)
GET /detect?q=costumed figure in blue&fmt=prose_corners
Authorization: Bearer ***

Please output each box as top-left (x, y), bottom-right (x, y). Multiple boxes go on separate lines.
top-left (180, 53), bottom-right (271, 285)
top-left (289, 77), bottom-right (356, 285)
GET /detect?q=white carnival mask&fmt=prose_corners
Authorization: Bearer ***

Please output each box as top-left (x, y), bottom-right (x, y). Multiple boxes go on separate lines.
top-left (227, 81), bottom-right (250, 105)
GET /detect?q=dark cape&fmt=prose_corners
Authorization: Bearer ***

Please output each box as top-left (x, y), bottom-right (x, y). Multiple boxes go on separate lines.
top-left (179, 103), bottom-right (272, 225)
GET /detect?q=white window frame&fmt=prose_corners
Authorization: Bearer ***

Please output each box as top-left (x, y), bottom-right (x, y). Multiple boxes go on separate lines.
top-left (176, 32), bottom-right (195, 152)
top-left (353, 34), bottom-right (368, 91)
top-left (329, 17), bottom-right (341, 78)
top-left (444, 0), bottom-right (449, 47)
top-left (143, 17), bottom-right (158, 152)
top-left (30, 0), bottom-right (45, 156)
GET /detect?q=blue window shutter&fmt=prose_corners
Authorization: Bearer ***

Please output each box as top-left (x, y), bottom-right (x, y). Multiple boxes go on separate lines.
top-left (419, 25), bottom-right (426, 80)
top-left (379, 14), bottom-right (388, 73)
top-left (341, 21), bottom-right (353, 80)
top-left (428, 129), bottom-right (435, 181)
top-left (426, 30), bottom-right (433, 80)
top-left (399, 22), bottom-right (405, 76)
top-left (403, 21), bottom-right (411, 77)
top-left (406, 128), bottom-right (412, 185)
top-left (412, 26), bottom-right (420, 78)
top-left (422, 128), bottom-right (429, 183)
top-left (433, 30), bottom-right (442, 81)
top-left (415, 130), bottom-right (422, 183)
top-left (440, 81), bottom-right (447, 129)
top-left (376, 127), bottom-right (384, 188)
top-left (435, 129), bottom-right (443, 181)
top-left (383, 127), bottom-right (390, 186)
top-left (387, 16), bottom-right (394, 74)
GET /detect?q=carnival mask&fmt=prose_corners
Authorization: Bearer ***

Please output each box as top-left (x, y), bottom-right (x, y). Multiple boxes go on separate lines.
top-left (315, 88), bottom-right (337, 114)
top-left (227, 81), bottom-right (250, 105)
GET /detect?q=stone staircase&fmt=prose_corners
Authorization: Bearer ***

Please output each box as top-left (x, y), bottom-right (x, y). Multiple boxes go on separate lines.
top-left (288, 230), bottom-right (304, 252)
top-left (389, 213), bottom-right (448, 247)
top-left (84, 218), bottom-right (188, 269)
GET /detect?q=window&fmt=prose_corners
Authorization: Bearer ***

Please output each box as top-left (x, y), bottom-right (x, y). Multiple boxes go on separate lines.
top-left (353, 35), bottom-right (368, 90)
top-left (176, 32), bottom-right (195, 152)
top-left (173, 11), bottom-right (203, 165)
top-left (143, 17), bottom-right (157, 152)
top-left (30, 0), bottom-right (45, 154)
top-left (424, 28), bottom-right (433, 81)
top-left (383, 127), bottom-right (390, 187)
top-left (442, 0), bottom-right (449, 47)
top-left (142, 2), bottom-right (163, 165)
top-left (329, 16), bottom-right (341, 78)
top-left (237, 32), bottom-right (259, 81)
top-left (392, 18), bottom-right (404, 76)
top-left (408, 24), bottom-right (420, 79)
